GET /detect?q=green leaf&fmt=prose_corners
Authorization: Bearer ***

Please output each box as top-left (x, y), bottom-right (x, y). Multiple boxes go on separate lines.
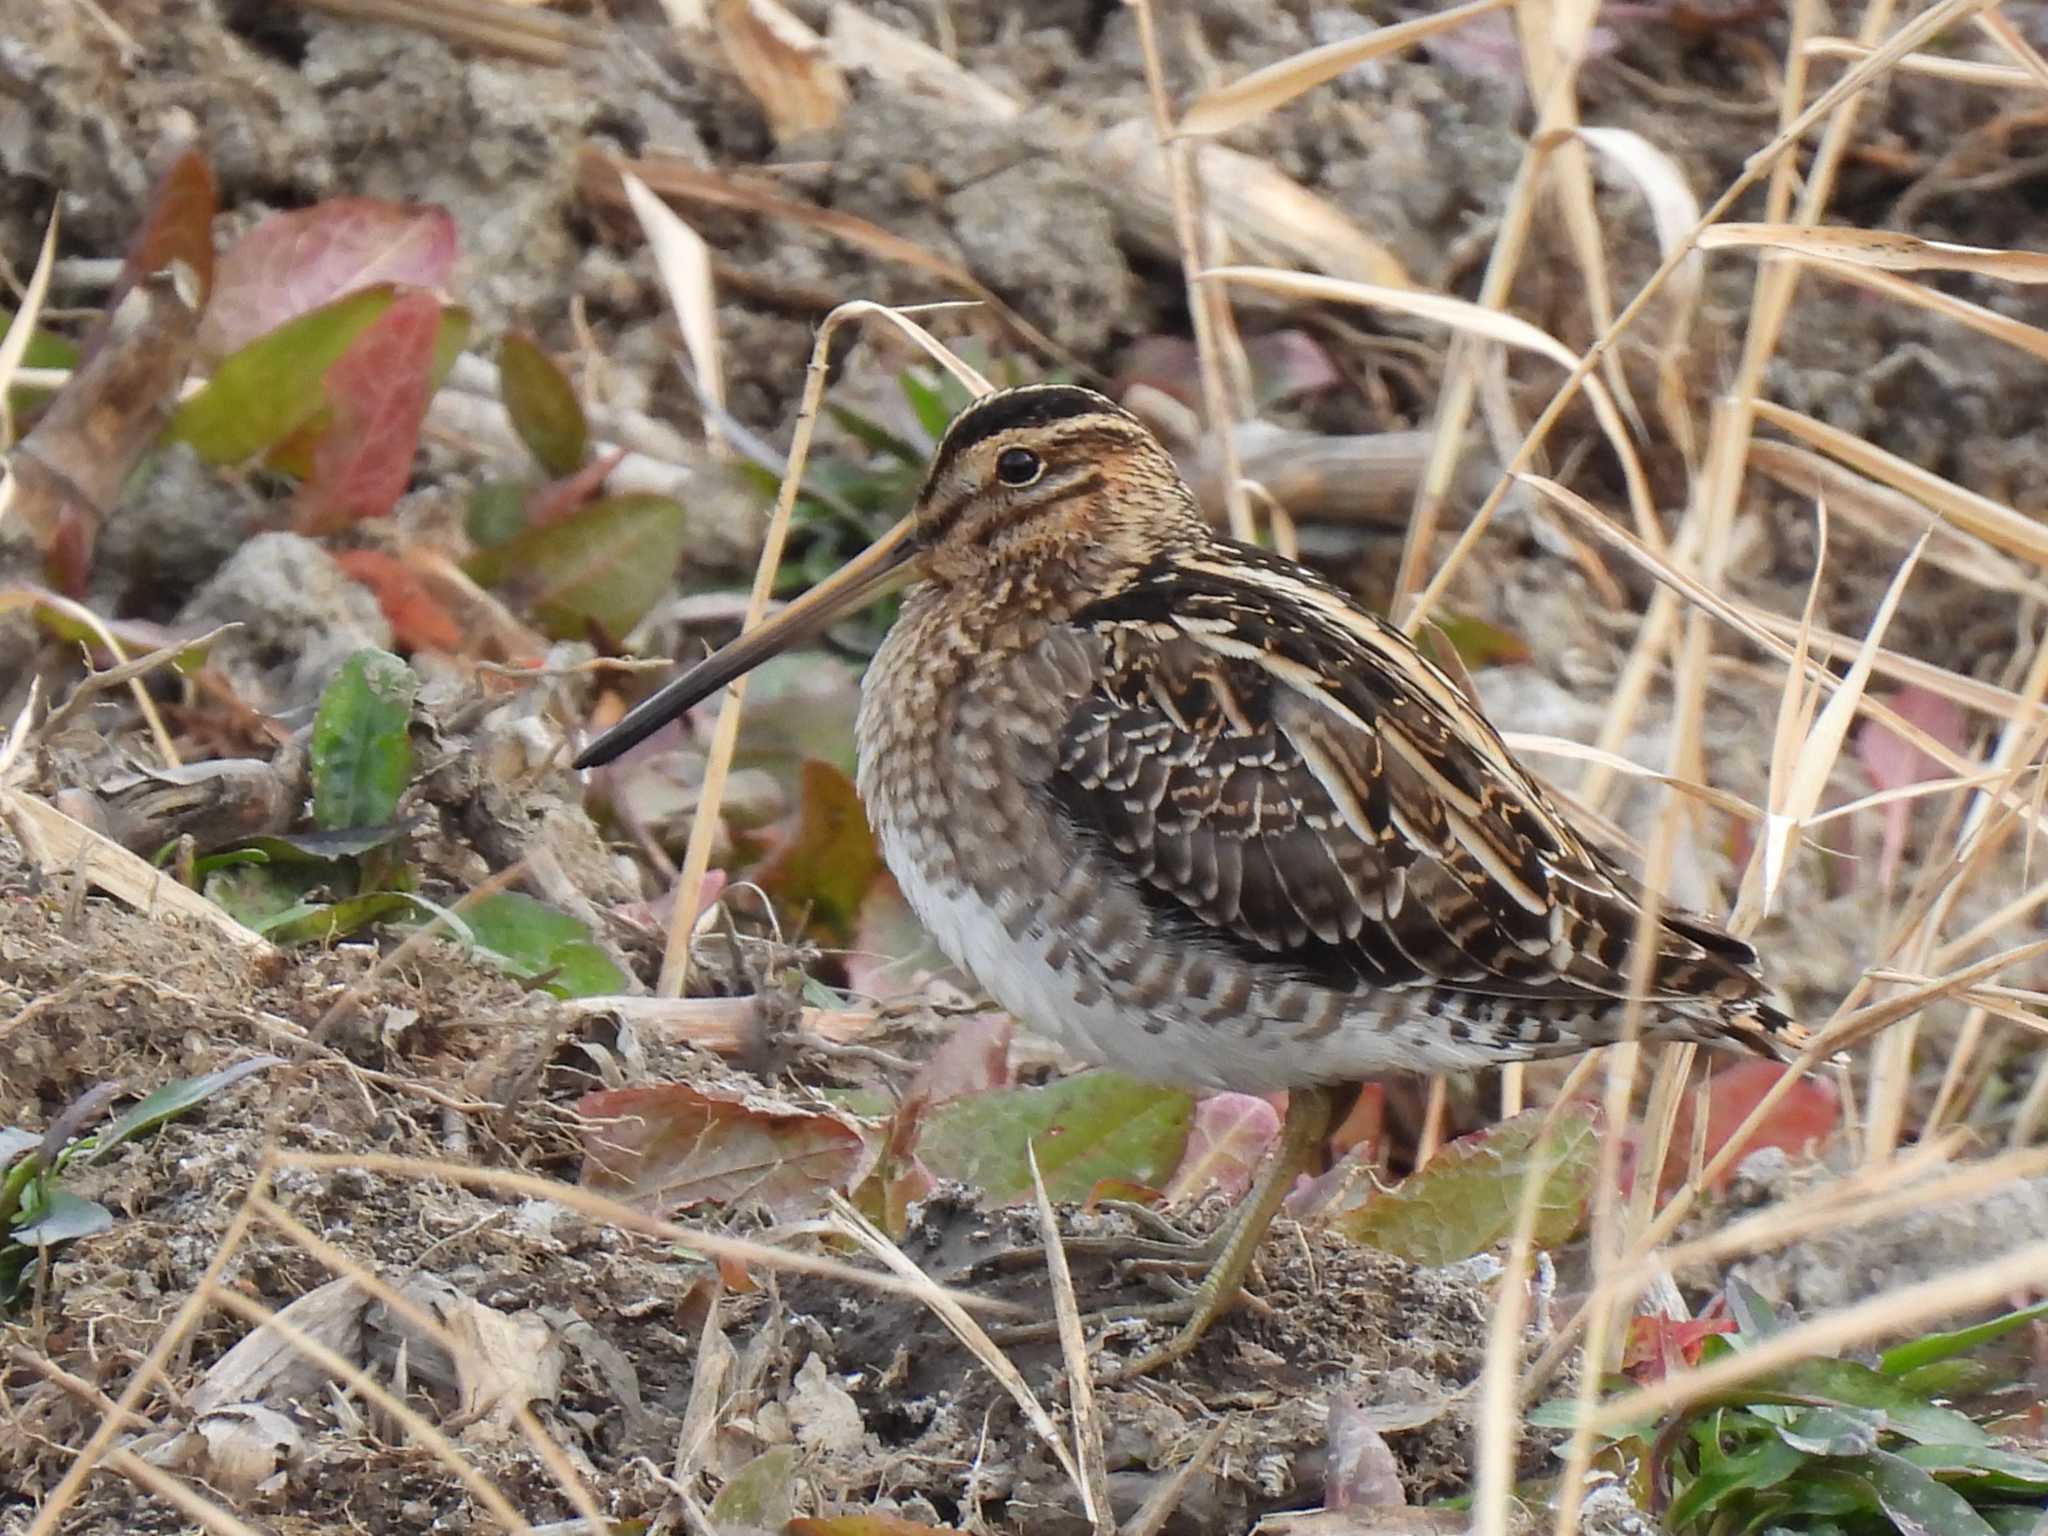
top-left (1897, 1444), bottom-right (2048, 1496)
top-left (89, 1057), bottom-right (286, 1164)
top-left (310, 649), bottom-right (418, 831)
top-left (825, 401), bottom-right (929, 466)
top-left (166, 286), bottom-right (398, 464)
top-left (1431, 613), bottom-right (1533, 670)
top-left (224, 827), bottom-right (409, 865)
top-left (1665, 1434), bottom-right (1804, 1531)
top-left (1726, 1276), bottom-right (1788, 1345)
top-left (917, 1072), bottom-right (1196, 1205)
top-left (1772, 1404), bottom-right (1884, 1456)
top-left (1880, 1299), bottom-right (2048, 1378)
top-left (460, 891), bottom-right (628, 999)
top-left (10, 1190), bottom-right (114, 1247)
top-left (1895, 1359), bottom-right (2004, 1400)
top-left (465, 493), bottom-right (691, 645)
top-left (259, 892), bottom-right (414, 944)
top-left (1768, 1358), bottom-right (1989, 1447)
top-left (708, 1444), bottom-right (796, 1529)
top-left (499, 333), bottom-right (587, 476)
top-left (1860, 1449), bottom-right (2001, 1536)
top-left (1328, 1106), bottom-right (1597, 1265)
top-left (466, 479), bottom-right (534, 549)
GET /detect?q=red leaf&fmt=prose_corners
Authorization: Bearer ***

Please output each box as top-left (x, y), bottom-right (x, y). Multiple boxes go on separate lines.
top-left (1623, 1313), bottom-right (1737, 1383)
top-left (578, 1082), bottom-right (872, 1219)
top-left (202, 199), bottom-right (457, 360)
top-left (333, 549), bottom-right (465, 653)
top-left (1660, 1059), bottom-right (1839, 1195)
top-left (293, 291), bottom-right (441, 534)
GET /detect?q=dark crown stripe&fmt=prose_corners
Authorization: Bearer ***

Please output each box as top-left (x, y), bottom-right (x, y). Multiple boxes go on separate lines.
top-left (923, 384), bottom-right (1126, 491)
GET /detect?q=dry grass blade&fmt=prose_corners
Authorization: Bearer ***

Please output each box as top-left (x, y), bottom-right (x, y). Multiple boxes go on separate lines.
top-left (0, 584), bottom-right (181, 765)
top-left (1701, 221), bottom-right (2048, 281)
top-left (651, 299), bottom-right (985, 998)
top-left (1178, 0), bottom-right (1511, 136)
top-left (1122, 1418), bottom-right (1230, 1536)
top-left (1748, 0), bottom-right (2003, 179)
top-left (284, 0), bottom-right (583, 62)
top-left (1803, 34), bottom-right (2035, 87)
top-left (250, 1196), bottom-right (609, 1533)
top-left (1, 788), bottom-right (273, 949)
top-left (1752, 398), bottom-right (2048, 565)
top-left (24, 1180), bottom-right (268, 1536)
top-left (37, 623), bottom-right (238, 739)
top-left (1973, 5), bottom-right (2048, 93)
top-left (1475, 1068), bottom-right (1597, 1536)
top-left (1747, 439), bottom-right (2048, 598)
top-left (1762, 534), bottom-right (1926, 910)
top-left (1565, 126), bottom-right (1706, 460)
top-left (205, 1280), bottom-right (540, 1535)
top-left (1202, 265), bottom-right (1662, 551)
top-left (0, 206), bottom-right (58, 449)
top-left (274, 1150), bottom-right (1027, 1314)
top-left (714, 0), bottom-right (847, 142)
top-left (619, 171), bottom-right (726, 454)
top-left (1500, 732), bottom-right (1767, 823)
top-left (1026, 1142), bottom-right (1109, 1534)
top-left (827, 1193), bottom-right (1090, 1498)
top-left (1737, 606), bottom-right (2048, 726)
top-left (1129, 0), bottom-right (1251, 542)
top-left (582, 149), bottom-right (1067, 364)
top-left (1811, 257), bottom-right (2048, 363)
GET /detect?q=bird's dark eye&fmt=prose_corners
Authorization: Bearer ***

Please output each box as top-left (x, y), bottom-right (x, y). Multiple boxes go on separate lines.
top-left (995, 447), bottom-right (1043, 486)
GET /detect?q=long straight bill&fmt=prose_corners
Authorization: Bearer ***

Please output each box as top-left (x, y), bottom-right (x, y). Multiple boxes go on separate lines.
top-left (573, 514), bottom-right (924, 768)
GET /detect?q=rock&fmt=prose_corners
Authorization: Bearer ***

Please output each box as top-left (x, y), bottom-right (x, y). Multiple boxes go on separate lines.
top-left (178, 531), bottom-right (391, 714)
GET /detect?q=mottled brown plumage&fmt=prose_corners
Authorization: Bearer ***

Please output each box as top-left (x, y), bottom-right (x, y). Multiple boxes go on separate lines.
top-left (576, 383), bottom-right (1802, 1374)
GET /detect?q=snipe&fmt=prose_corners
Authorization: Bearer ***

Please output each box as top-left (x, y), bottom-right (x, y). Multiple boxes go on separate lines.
top-left (576, 384), bottom-right (1803, 1378)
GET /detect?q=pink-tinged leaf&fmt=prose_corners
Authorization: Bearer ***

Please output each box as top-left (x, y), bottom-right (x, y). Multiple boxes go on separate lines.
top-left (908, 1011), bottom-right (1012, 1106)
top-left (1856, 686), bottom-right (1968, 890)
top-left (293, 291), bottom-right (442, 534)
top-left (1246, 329), bottom-right (1341, 409)
top-left (169, 286), bottom-right (398, 464)
top-left (528, 448), bottom-right (627, 528)
top-left (578, 1082), bottom-right (872, 1219)
top-left (1325, 1392), bottom-right (1408, 1509)
top-left (1163, 1092), bottom-right (1280, 1204)
top-left (847, 874), bottom-right (964, 1004)
top-left (1660, 1059), bottom-right (1839, 1196)
top-left (201, 199), bottom-right (457, 360)
top-left (499, 331), bottom-right (589, 477)
top-left (1325, 1106), bottom-right (1598, 1264)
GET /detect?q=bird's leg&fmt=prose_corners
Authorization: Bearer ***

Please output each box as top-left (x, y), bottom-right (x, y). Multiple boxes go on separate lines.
top-left (1095, 1083), bottom-right (1333, 1383)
